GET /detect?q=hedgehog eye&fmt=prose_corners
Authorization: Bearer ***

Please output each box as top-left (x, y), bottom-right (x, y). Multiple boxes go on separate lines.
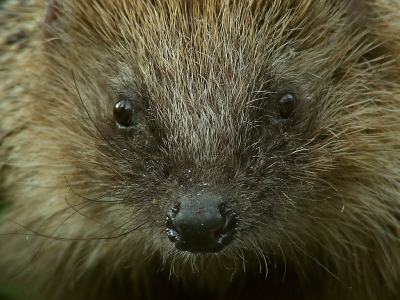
top-left (278, 93), bottom-right (297, 119)
top-left (113, 99), bottom-right (139, 127)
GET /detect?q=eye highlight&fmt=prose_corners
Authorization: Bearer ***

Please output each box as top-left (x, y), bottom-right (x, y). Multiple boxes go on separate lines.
top-left (278, 93), bottom-right (297, 119)
top-left (113, 99), bottom-right (138, 128)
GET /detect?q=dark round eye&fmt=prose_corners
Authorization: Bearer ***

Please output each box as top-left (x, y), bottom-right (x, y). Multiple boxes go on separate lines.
top-left (113, 99), bottom-right (138, 127)
top-left (278, 93), bottom-right (297, 119)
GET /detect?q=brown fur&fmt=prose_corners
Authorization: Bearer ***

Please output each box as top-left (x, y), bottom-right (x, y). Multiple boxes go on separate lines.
top-left (1, 0), bottom-right (400, 299)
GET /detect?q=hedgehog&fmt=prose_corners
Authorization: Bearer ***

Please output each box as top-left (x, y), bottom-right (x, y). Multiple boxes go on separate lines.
top-left (1, 0), bottom-right (400, 299)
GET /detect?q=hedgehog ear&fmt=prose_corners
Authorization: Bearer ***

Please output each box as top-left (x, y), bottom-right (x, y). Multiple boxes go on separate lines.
top-left (43, 0), bottom-right (61, 41)
top-left (339, 0), bottom-right (366, 30)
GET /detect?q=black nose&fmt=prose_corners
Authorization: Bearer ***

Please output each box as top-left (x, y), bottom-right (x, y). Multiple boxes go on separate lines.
top-left (166, 191), bottom-right (238, 253)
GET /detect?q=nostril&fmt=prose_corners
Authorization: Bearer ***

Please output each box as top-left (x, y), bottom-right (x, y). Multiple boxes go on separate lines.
top-left (219, 204), bottom-right (238, 232)
top-left (166, 205), bottom-right (180, 243)
top-left (213, 225), bottom-right (223, 241)
top-left (217, 203), bottom-right (238, 245)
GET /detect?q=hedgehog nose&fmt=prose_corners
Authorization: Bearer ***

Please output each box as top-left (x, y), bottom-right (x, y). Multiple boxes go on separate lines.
top-left (166, 191), bottom-right (238, 253)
